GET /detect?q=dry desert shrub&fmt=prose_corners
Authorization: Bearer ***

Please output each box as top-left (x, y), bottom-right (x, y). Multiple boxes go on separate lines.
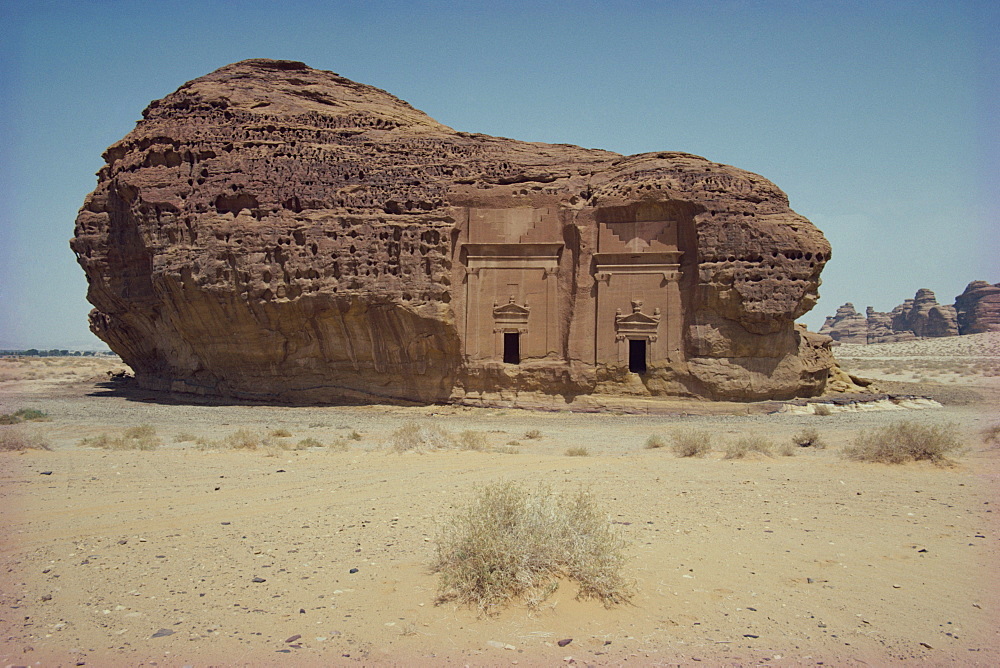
top-left (173, 432), bottom-right (197, 443)
top-left (327, 438), bottom-right (351, 452)
top-left (269, 428), bottom-right (293, 438)
top-left (0, 407), bottom-right (50, 425)
top-left (390, 423), bottom-right (516, 454)
top-left (724, 436), bottom-right (773, 459)
top-left (812, 403), bottom-right (833, 416)
top-left (565, 446), bottom-right (590, 457)
top-left (792, 427), bottom-right (825, 449)
top-left (777, 442), bottom-right (796, 456)
top-left (670, 429), bottom-right (712, 457)
top-left (842, 421), bottom-right (962, 465)
top-left (524, 429), bottom-right (543, 440)
top-left (80, 424), bottom-right (160, 451)
top-left (458, 430), bottom-right (489, 451)
top-left (644, 435), bottom-right (667, 449)
top-left (223, 429), bottom-right (262, 450)
top-left (347, 429), bottom-right (363, 441)
top-left (388, 422), bottom-right (455, 453)
top-left (0, 427), bottom-right (52, 451)
top-left (432, 481), bottom-right (632, 615)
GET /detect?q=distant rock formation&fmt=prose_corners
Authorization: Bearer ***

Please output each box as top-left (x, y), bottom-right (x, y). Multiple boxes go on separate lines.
top-left (818, 303), bottom-right (867, 343)
top-left (72, 59), bottom-right (839, 403)
top-left (820, 283), bottom-right (995, 343)
top-left (955, 281), bottom-right (1000, 334)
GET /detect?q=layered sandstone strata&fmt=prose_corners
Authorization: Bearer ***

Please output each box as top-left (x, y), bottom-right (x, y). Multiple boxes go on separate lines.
top-left (818, 303), bottom-right (867, 343)
top-left (72, 59), bottom-right (836, 403)
top-left (955, 281), bottom-right (1000, 334)
top-left (821, 285), bottom-right (997, 344)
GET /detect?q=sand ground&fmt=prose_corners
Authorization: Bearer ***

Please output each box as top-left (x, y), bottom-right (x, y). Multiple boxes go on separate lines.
top-left (1, 336), bottom-right (999, 667)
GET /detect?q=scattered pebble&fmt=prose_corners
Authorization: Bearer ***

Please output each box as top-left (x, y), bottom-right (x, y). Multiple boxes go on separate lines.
top-left (252, 577), bottom-right (266, 583)
top-left (557, 638), bottom-right (573, 647)
top-left (285, 634), bottom-right (301, 643)
top-left (349, 568), bottom-right (359, 574)
top-left (151, 628), bottom-right (174, 638)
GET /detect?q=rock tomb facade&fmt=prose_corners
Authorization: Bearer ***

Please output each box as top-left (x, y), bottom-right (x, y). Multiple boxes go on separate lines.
top-left (71, 59), bottom-right (838, 404)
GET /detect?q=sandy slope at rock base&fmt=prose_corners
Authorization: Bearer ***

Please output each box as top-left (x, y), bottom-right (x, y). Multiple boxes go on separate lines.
top-left (1, 351), bottom-right (998, 666)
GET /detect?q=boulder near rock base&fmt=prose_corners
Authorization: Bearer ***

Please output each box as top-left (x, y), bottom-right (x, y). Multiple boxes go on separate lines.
top-left (72, 59), bottom-right (836, 403)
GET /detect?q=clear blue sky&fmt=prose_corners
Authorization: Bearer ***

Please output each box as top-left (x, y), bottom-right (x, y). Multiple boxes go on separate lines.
top-left (2, 0), bottom-right (996, 348)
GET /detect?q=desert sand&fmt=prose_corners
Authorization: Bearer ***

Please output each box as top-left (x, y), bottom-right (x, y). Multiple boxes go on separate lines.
top-left (2, 335), bottom-right (999, 666)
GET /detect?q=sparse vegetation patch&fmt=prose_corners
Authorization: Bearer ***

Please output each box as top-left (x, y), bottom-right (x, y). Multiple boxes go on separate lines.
top-left (0, 427), bottom-right (52, 451)
top-left (644, 435), bottom-right (667, 449)
top-left (433, 481), bottom-right (631, 615)
top-left (223, 429), bottom-right (262, 450)
top-left (565, 446), bottom-right (590, 457)
top-left (724, 436), bottom-right (773, 459)
top-left (670, 429), bottom-right (712, 458)
top-left (80, 424), bottom-right (160, 451)
top-left (0, 408), bottom-right (51, 425)
top-left (842, 421), bottom-right (962, 465)
top-left (388, 422), bottom-right (455, 452)
top-left (792, 427), bottom-right (825, 449)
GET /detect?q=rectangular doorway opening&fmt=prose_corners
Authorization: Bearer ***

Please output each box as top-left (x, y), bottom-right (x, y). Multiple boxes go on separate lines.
top-left (503, 332), bottom-right (520, 364)
top-left (629, 339), bottom-right (647, 374)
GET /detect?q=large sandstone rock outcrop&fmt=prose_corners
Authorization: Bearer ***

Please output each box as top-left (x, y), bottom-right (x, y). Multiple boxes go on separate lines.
top-left (955, 281), bottom-right (1000, 334)
top-left (72, 59), bottom-right (836, 403)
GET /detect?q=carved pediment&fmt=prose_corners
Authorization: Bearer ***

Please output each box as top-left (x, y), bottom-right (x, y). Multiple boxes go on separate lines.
top-left (615, 300), bottom-right (660, 341)
top-left (493, 296), bottom-right (530, 331)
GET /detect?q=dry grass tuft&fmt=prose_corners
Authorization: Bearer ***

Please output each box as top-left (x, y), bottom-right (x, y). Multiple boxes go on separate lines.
top-left (0, 427), bottom-right (52, 451)
top-left (388, 422), bottom-right (455, 453)
top-left (724, 436), bottom-right (773, 459)
top-left (80, 424), bottom-right (160, 451)
top-left (458, 430), bottom-right (489, 451)
top-left (222, 429), bottom-right (262, 450)
top-left (565, 446), bottom-right (590, 457)
top-left (269, 428), bottom-right (293, 438)
top-left (791, 427), bottom-right (825, 449)
top-left (842, 421), bottom-right (962, 465)
top-left (0, 407), bottom-right (51, 425)
top-left (524, 429), bottom-right (543, 440)
top-left (433, 481), bottom-right (632, 615)
top-left (670, 429), bottom-right (712, 458)
top-left (644, 435), bottom-right (667, 449)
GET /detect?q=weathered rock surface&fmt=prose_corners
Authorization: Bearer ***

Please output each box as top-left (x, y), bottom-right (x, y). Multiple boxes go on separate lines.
top-left (901, 289), bottom-right (958, 338)
top-left (818, 303), bottom-right (867, 343)
top-left (821, 285), bottom-right (996, 344)
top-left (955, 281), bottom-right (1000, 334)
top-left (72, 59), bottom-right (837, 403)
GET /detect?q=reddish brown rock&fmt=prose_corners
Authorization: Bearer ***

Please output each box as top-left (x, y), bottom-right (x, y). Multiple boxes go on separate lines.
top-left (955, 281), bottom-right (1000, 334)
top-left (902, 289), bottom-right (958, 338)
top-left (71, 59), bottom-right (836, 403)
top-left (818, 303), bottom-right (867, 343)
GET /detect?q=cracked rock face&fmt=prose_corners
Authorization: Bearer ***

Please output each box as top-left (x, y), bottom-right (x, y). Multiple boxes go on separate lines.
top-left (72, 59), bottom-right (835, 403)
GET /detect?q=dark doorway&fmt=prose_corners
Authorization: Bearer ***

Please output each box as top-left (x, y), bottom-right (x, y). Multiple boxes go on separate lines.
top-left (503, 332), bottom-right (520, 364)
top-left (628, 339), bottom-right (647, 374)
